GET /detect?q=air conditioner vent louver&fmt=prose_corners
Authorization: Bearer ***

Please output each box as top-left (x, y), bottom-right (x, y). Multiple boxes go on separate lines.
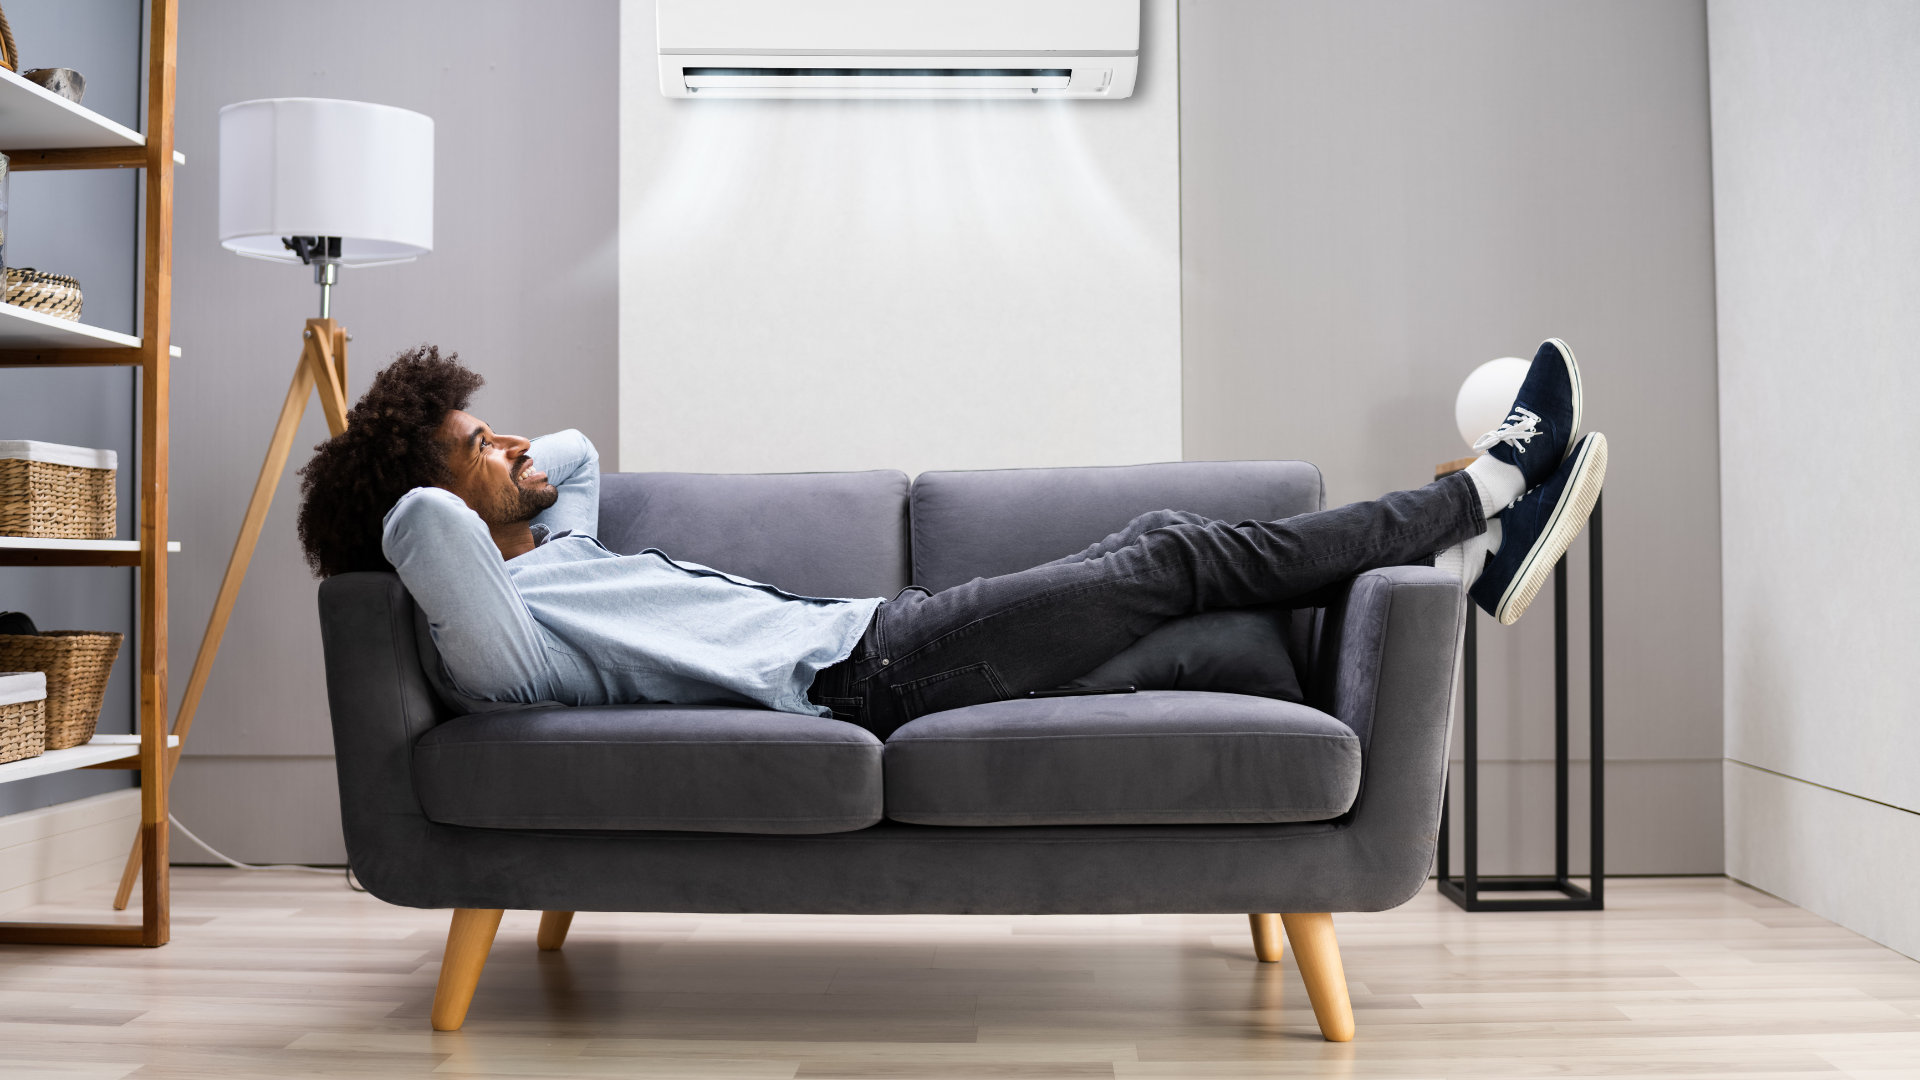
top-left (683, 68), bottom-right (1078, 94)
top-left (684, 68), bottom-right (1074, 77)
top-left (658, 0), bottom-right (1139, 100)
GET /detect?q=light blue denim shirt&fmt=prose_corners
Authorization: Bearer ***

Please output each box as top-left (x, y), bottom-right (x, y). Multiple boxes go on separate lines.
top-left (380, 430), bottom-right (881, 717)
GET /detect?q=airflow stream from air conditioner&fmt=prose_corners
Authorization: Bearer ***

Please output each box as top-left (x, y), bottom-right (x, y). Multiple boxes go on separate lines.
top-left (657, 0), bottom-right (1140, 100)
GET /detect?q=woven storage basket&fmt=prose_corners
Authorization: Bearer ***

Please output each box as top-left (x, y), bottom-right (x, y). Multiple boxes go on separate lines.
top-left (0, 672), bottom-right (47, 765)
top-left (0, 441), bottom-right (116, 539)
top-left (5, 268), bottom-right (82, 321)
top-left (0, 632), bottom-right (121, 749)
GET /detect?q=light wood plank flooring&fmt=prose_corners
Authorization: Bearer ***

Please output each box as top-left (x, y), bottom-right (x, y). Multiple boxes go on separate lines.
top-left (1, 872), bottom-right (1916, 1078)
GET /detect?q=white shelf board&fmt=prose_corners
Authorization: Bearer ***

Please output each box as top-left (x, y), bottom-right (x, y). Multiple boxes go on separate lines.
top-left (0, 538), bottom-right (180, 552)
top-left (0, 304), bottom-right (181, 356)
top-left (0, 67), bottom-right (143, 150)
top-left (0, 734), bottom-right (179, 785)
top-left (0, 303), bottom-right (138, 348)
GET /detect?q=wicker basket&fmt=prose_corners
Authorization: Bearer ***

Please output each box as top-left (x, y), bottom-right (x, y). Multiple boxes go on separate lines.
top-left (0, 671), bottom-right (47, 765)
top-left (5, 268), bottom-right (82, 321)
top-left (0, 441), bottom-right (117, 539)
top-left (0, 632), bottom-right (121, 749)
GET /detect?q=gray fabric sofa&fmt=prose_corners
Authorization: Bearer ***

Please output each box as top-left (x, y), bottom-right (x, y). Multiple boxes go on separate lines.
top-left (318, 460), bottom-right (1466, 1039)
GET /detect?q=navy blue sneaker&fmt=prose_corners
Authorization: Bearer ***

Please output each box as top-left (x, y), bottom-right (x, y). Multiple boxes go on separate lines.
top-left (1470, 432), bottom-right (1608, 625)
top-left (1472, 338), bottom-right (1583, 492)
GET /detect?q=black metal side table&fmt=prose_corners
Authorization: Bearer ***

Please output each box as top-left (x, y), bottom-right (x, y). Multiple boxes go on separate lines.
top-left (1436, 489), bottom-right (1605, 912)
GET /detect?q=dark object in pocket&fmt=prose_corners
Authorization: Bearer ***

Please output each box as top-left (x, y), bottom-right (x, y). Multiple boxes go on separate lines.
top-left (1028, 685), bottom-right (1135, 698)
top-left (1070, 608), bottom-right (1303, 702)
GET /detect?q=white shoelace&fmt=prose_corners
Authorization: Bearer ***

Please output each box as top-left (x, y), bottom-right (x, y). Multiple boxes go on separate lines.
top-left (1472, 406), bottom-right (1544, 455)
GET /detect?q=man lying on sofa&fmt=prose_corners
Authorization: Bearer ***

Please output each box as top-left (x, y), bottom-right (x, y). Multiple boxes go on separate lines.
top-left (296, 342), bottom-right (1606, 740)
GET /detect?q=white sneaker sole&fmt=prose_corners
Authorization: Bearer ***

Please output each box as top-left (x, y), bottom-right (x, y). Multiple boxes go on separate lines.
top-left (1494, 432), bottom-right (1607, 626)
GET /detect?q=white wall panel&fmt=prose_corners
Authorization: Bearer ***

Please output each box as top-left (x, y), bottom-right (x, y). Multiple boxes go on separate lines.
top-left (0, 791), bottom-right (141, 915)
top-left (619, 0), bottom-right (1182, 477)
top-left (1712, 0), bottom-right (1920, 955)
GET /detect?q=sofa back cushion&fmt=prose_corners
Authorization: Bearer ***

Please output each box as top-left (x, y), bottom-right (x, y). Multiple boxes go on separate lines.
top-left (910, 460), bottom-right (1325, 592)
top-left (598, 470), bottom-right (912, 599)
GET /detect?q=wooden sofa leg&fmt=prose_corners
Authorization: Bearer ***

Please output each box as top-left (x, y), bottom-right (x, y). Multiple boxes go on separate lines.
top-left (1281, 912), bottom-right (1354, 1042)
top-left (537, 910), bottom-right (575, 951)
top-left (431, 908), bottom-right (503, 1031)
top-left (1248, 913), bottom-right (1285, 962)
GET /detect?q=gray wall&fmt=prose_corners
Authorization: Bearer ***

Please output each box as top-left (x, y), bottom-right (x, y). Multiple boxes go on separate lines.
top-left (165, 0), bottom-right (618, 862)
top-left (1179, 0), bottom-right (1724, 874)
top-left (1712, 0), bottom-right (1920, 958)
top-left (0, 0), bottom-right (142, 817)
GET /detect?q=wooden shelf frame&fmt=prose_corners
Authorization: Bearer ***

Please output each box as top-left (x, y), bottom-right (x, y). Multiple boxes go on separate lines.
top-left (0, 0), bottom-right (178, 949)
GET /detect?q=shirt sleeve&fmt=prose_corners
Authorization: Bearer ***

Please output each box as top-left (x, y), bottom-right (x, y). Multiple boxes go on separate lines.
top-left (382, 486), bottom-right (557, 703)
top-left (528, 429), bottom-right (599, 540)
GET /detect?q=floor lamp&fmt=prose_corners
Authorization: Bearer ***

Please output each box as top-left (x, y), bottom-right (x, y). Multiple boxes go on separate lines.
top-left (115, 97), bottom-right (434, 905)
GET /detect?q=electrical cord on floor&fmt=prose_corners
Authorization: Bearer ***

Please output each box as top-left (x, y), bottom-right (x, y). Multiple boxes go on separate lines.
top-left (168, 814), bottom-right (367, 891)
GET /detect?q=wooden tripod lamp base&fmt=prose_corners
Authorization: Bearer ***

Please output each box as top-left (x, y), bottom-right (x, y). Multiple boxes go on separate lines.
top-left (113, 319), bottom-right (351, 908)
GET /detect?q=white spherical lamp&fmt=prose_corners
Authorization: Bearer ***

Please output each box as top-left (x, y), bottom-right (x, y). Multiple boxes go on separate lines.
top-left (1454, 357), bottom-right (1529, 451)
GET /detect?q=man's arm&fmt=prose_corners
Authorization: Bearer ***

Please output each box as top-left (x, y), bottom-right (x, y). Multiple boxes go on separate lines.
top-left (382, 486), bottom-right (557, 703)
top-left (528, 429), bottom-right (599, 540)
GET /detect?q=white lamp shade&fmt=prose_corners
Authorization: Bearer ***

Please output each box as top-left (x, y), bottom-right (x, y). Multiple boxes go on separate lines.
top-left (1454, 357), bottom-right (1530, 451)
top-left (219, 97), bottom-right (433, 266)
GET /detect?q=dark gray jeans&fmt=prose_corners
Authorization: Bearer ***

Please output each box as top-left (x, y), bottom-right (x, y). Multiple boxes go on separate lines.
top-left (809, 472), bottom-right (1484, 739)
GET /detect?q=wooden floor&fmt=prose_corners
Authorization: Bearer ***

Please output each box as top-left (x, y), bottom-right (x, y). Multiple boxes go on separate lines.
top-left (1, 872), bottom-right (1917, 1079)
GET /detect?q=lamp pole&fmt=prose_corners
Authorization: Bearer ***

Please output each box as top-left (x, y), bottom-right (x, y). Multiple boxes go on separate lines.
top-left (283, 234), bottom-right (342, 318)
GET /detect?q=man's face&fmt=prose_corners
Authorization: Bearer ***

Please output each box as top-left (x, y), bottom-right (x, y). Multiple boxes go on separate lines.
top-left (435, 410), bottom-right (559, 528)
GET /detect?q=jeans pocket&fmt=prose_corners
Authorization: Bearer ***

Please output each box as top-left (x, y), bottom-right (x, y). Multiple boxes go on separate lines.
top-left (892, 662), bottom-right (1009, 720)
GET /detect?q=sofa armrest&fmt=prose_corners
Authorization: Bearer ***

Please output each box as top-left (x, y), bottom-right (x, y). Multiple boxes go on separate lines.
top-left (318, 572), bottom-right (450, 893)
top-left (1310, 565), bottom-right (1466, 902)
top-left (1314, 565), bottom-right (1464, 749)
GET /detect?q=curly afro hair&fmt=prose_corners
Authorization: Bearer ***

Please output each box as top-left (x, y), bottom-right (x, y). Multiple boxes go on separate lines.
top-left (296, 345), bottom-right (483, 577)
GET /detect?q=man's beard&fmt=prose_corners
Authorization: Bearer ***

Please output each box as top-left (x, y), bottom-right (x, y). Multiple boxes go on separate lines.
top-left (494, 462), bottom-right (559, 524)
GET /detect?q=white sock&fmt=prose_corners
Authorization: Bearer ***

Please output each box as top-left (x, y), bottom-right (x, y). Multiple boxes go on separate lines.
top-left (1464, 454), bottom-right (1525, 517)
top-left (1434, 518), bottom-right (1503, 589)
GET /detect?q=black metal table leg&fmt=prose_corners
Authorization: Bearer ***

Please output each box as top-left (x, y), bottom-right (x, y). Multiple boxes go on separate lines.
top-left (1437, 493), bottom-right (1604, 912)
top-left (1588, 495), bottom-right (1605, 907)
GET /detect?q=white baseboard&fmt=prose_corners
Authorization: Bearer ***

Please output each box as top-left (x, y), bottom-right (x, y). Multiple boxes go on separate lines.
top-left (0, 789), bottom-right (141, 916)
top-left (1726, 760), bottom-right (1920, 961)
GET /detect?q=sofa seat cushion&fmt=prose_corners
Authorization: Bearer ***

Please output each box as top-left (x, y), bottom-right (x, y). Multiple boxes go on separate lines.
top-left (413, 705), bottom-right (883, 834)
top-left (882, 690), bottom-right (1361, 827)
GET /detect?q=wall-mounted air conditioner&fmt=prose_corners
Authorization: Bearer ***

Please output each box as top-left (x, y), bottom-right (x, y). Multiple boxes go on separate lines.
top-left (657, 0), bottom-right (1140, 100)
